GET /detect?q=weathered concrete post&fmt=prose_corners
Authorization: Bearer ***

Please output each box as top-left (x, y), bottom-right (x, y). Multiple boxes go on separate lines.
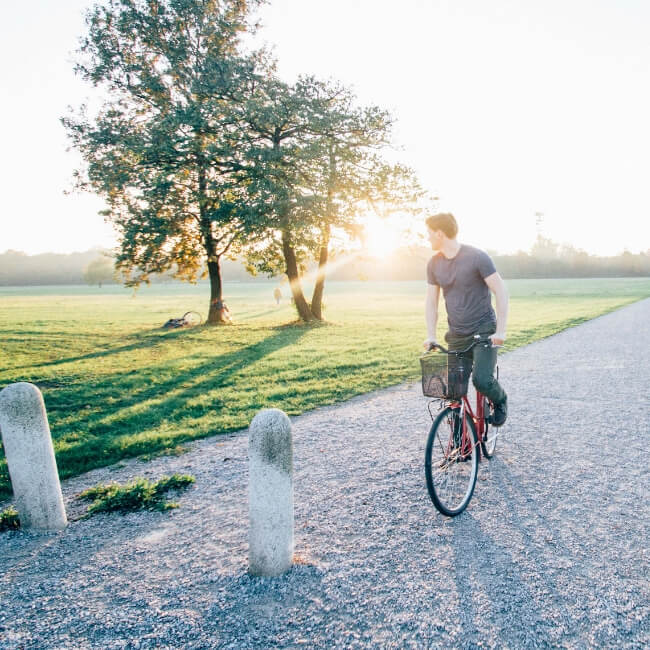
top-left (248, 408), bottom-right (293, 576)
top-left (0, 382), bottom-right (67, 531)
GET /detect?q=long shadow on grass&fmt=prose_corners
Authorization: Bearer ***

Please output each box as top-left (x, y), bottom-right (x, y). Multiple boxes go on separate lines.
top-left (6, 327), bottom-right (197, 373)
top-left (6, 326), bottom-right (310, 489)
top-left (1, 331), bottom-right (104, 341)
top-left (56, 327), bottom-right (302, 418)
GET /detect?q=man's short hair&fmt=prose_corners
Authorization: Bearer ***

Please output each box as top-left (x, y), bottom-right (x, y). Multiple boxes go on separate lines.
top-left (425, 213), bottom-right (458, 239)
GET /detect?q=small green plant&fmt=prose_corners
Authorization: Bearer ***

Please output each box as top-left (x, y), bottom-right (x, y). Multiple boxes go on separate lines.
top-left (0, 506), bottom-right (20, 531)
top-left (79, 473), bottom-right (195, 516)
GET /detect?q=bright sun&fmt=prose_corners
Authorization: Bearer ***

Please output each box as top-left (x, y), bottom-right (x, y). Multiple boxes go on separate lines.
top-left (361, 215), bottom-right (408, 258)
top-left (365, 230), bottom-right (399, 258)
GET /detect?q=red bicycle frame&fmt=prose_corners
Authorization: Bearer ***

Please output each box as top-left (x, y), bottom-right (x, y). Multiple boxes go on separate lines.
top-left (426, 336), bottom-right (498, 461)
top-left (449, 390), bottom-right (488, 459)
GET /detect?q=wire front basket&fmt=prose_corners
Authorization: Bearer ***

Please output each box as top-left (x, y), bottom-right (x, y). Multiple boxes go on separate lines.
top-left (420, 352), bottom-right (471, 400)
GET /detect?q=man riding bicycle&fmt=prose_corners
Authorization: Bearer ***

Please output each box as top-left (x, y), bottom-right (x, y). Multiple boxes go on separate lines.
top-left (423, 212), bottom-right (508, 426)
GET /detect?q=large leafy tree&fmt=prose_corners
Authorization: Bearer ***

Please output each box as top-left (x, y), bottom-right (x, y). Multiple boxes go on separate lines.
top-left (305, 86), bottom-right (424, 319)
top-left (243, 77), bottom-right (423, 321)
top-left (65, 0), bottom-right (423, 326)
top-left (239, 76), bottom-right (332, 321)
top-left (63, 0), bottom-right (266, 323)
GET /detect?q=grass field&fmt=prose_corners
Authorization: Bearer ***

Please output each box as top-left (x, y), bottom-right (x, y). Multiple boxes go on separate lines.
top-left (1, 278), bottom-right (649, 500)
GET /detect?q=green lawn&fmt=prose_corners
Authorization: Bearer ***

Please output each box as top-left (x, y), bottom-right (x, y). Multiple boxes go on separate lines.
top-left (1, 278), bottom-right (648, 500)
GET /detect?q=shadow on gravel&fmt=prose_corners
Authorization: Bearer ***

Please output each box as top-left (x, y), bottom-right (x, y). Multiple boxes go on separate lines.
top-left (487, 457), bottom-right (635, 639)
top-left (472, 456), bottom-right (602, 643)
top-left (451, 511), bottom-right (556, 646)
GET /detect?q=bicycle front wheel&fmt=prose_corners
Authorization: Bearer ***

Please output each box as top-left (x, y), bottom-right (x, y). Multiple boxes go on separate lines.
top-left (425, 405), bottom-right (479, 516)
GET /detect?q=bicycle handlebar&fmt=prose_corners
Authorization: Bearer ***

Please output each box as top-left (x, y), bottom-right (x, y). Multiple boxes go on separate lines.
top-left (426, 335), bottom-right (496, 355)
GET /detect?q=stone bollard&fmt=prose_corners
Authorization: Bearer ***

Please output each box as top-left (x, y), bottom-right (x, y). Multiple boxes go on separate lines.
top-left (248, 408), bottom-right (293, 576)
top-left (0, 382), bottom-right (67, 531)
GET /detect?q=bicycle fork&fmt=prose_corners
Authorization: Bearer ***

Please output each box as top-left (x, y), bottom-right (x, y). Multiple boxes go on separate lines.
top-left (444, 402), bottom-right (476, 462)
top-left (445, 405), bottom-right (466, 463)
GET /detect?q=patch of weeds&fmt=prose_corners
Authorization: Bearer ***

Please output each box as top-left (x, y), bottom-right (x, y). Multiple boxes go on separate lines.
top-left (78, 473), bottom-right (195, 517)
top-left (0, 506), bottom-right (20, 532)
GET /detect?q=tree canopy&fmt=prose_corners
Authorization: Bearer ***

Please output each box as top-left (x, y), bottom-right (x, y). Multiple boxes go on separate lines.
top-left (239, 76), bottom-right (423, 320)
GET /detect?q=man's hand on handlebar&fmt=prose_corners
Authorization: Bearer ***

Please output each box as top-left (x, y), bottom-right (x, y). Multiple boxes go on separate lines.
top-left (423, 334), bottom-right (504, 355)
top-left (489, 333), bottom-right (506, 347)
top-left (423, 338), bottom-right (438, 352)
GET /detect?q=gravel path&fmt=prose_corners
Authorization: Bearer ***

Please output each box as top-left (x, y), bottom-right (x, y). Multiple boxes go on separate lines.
top-left (1, 298), bottom-right (649, 649)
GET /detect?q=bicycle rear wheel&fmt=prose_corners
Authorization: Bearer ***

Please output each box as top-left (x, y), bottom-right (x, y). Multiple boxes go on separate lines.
top-left (480, 397), bottom-right (497, 459)
top-left (425, 405), bottom-right (478, 516)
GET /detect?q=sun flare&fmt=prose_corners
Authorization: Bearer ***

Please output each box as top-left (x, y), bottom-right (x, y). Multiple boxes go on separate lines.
top-left (365, 230), bottom-right (400, 258)
top-left (361, 215), bottom-right (412, 258)
top-left (361, 215), bottom-right (410, 258)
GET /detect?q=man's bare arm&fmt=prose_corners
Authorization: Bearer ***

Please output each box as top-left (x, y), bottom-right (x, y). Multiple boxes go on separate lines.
top-left (424, 283), bottom-right (440, 349)
top-left (484, 272), bottom-right (508, 345)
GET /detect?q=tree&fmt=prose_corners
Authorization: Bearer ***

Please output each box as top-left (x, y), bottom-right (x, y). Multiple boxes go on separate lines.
top-left (83, 254), bottom-right (115, 287)
top-left (239, 76), bottom-right (332, 321)
top-left (305, 101), bottom-right (424, 319)
top-left (242, 77), bottom-right (423, 321)
top-left (63, 0), bottom-right (266, 324)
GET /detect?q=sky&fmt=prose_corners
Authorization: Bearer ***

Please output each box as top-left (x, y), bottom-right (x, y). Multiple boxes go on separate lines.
top-left (1, 0), bottom-right (649, 256)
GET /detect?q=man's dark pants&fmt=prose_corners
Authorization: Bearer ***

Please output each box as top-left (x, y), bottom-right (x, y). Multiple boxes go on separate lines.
top-left (445, 328), bottom-right (507, 405)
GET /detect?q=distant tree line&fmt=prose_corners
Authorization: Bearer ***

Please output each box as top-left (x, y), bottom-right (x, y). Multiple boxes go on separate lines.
top-left (491, 239), bottom-right (650, 279)
top-left (0, 250), bottom-right (105, 286)
top-left (0, 249), bottom-right (254, 286)
top-left (2, 240), bottom-right (648, 286)
top-left (327, 241), bottom-right (650, 282)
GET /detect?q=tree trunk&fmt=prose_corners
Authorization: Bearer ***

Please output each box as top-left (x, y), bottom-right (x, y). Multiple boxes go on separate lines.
top-left (207, 258), bottom-right (229, 324)
top-left (311, 224), bottom-right (330, 320)
top-left (311, 142), bottom-right (336, 321)
top-left (198, 157), bottom-right (230, 326)
top-left (281, 229), bottom-right (315, 322)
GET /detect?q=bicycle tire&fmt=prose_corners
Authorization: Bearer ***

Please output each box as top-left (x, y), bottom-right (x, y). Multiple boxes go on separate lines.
top-left (480, 397), bottom-right (497, 459)
top-left (425, 405), bottom-right (478, 516)
top-left (182, 311), bottom-right (202, 326)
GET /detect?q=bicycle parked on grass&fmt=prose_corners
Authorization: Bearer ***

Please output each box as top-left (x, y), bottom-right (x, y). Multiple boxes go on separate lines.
top-left (420, 335), bottom-right (503, 516)
top-left (162, 311), bottom-right (202, 329)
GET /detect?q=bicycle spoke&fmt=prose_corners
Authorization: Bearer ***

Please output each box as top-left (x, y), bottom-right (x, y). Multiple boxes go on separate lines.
top-left (428, 437), bottom-right (481, 478)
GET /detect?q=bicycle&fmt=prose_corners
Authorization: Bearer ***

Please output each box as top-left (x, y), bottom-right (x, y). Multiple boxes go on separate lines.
top-left (420, 335), bottom-right (502, 516)
top-left (162, 311), bottom-right (203, 329)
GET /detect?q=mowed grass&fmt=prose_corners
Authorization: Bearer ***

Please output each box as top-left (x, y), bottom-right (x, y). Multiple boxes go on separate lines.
top-left (1, 278), bottom-right (649, 500)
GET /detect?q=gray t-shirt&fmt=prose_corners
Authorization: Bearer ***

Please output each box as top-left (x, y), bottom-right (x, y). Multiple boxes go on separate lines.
top-left (427, 244), bottom-right (497, 336)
